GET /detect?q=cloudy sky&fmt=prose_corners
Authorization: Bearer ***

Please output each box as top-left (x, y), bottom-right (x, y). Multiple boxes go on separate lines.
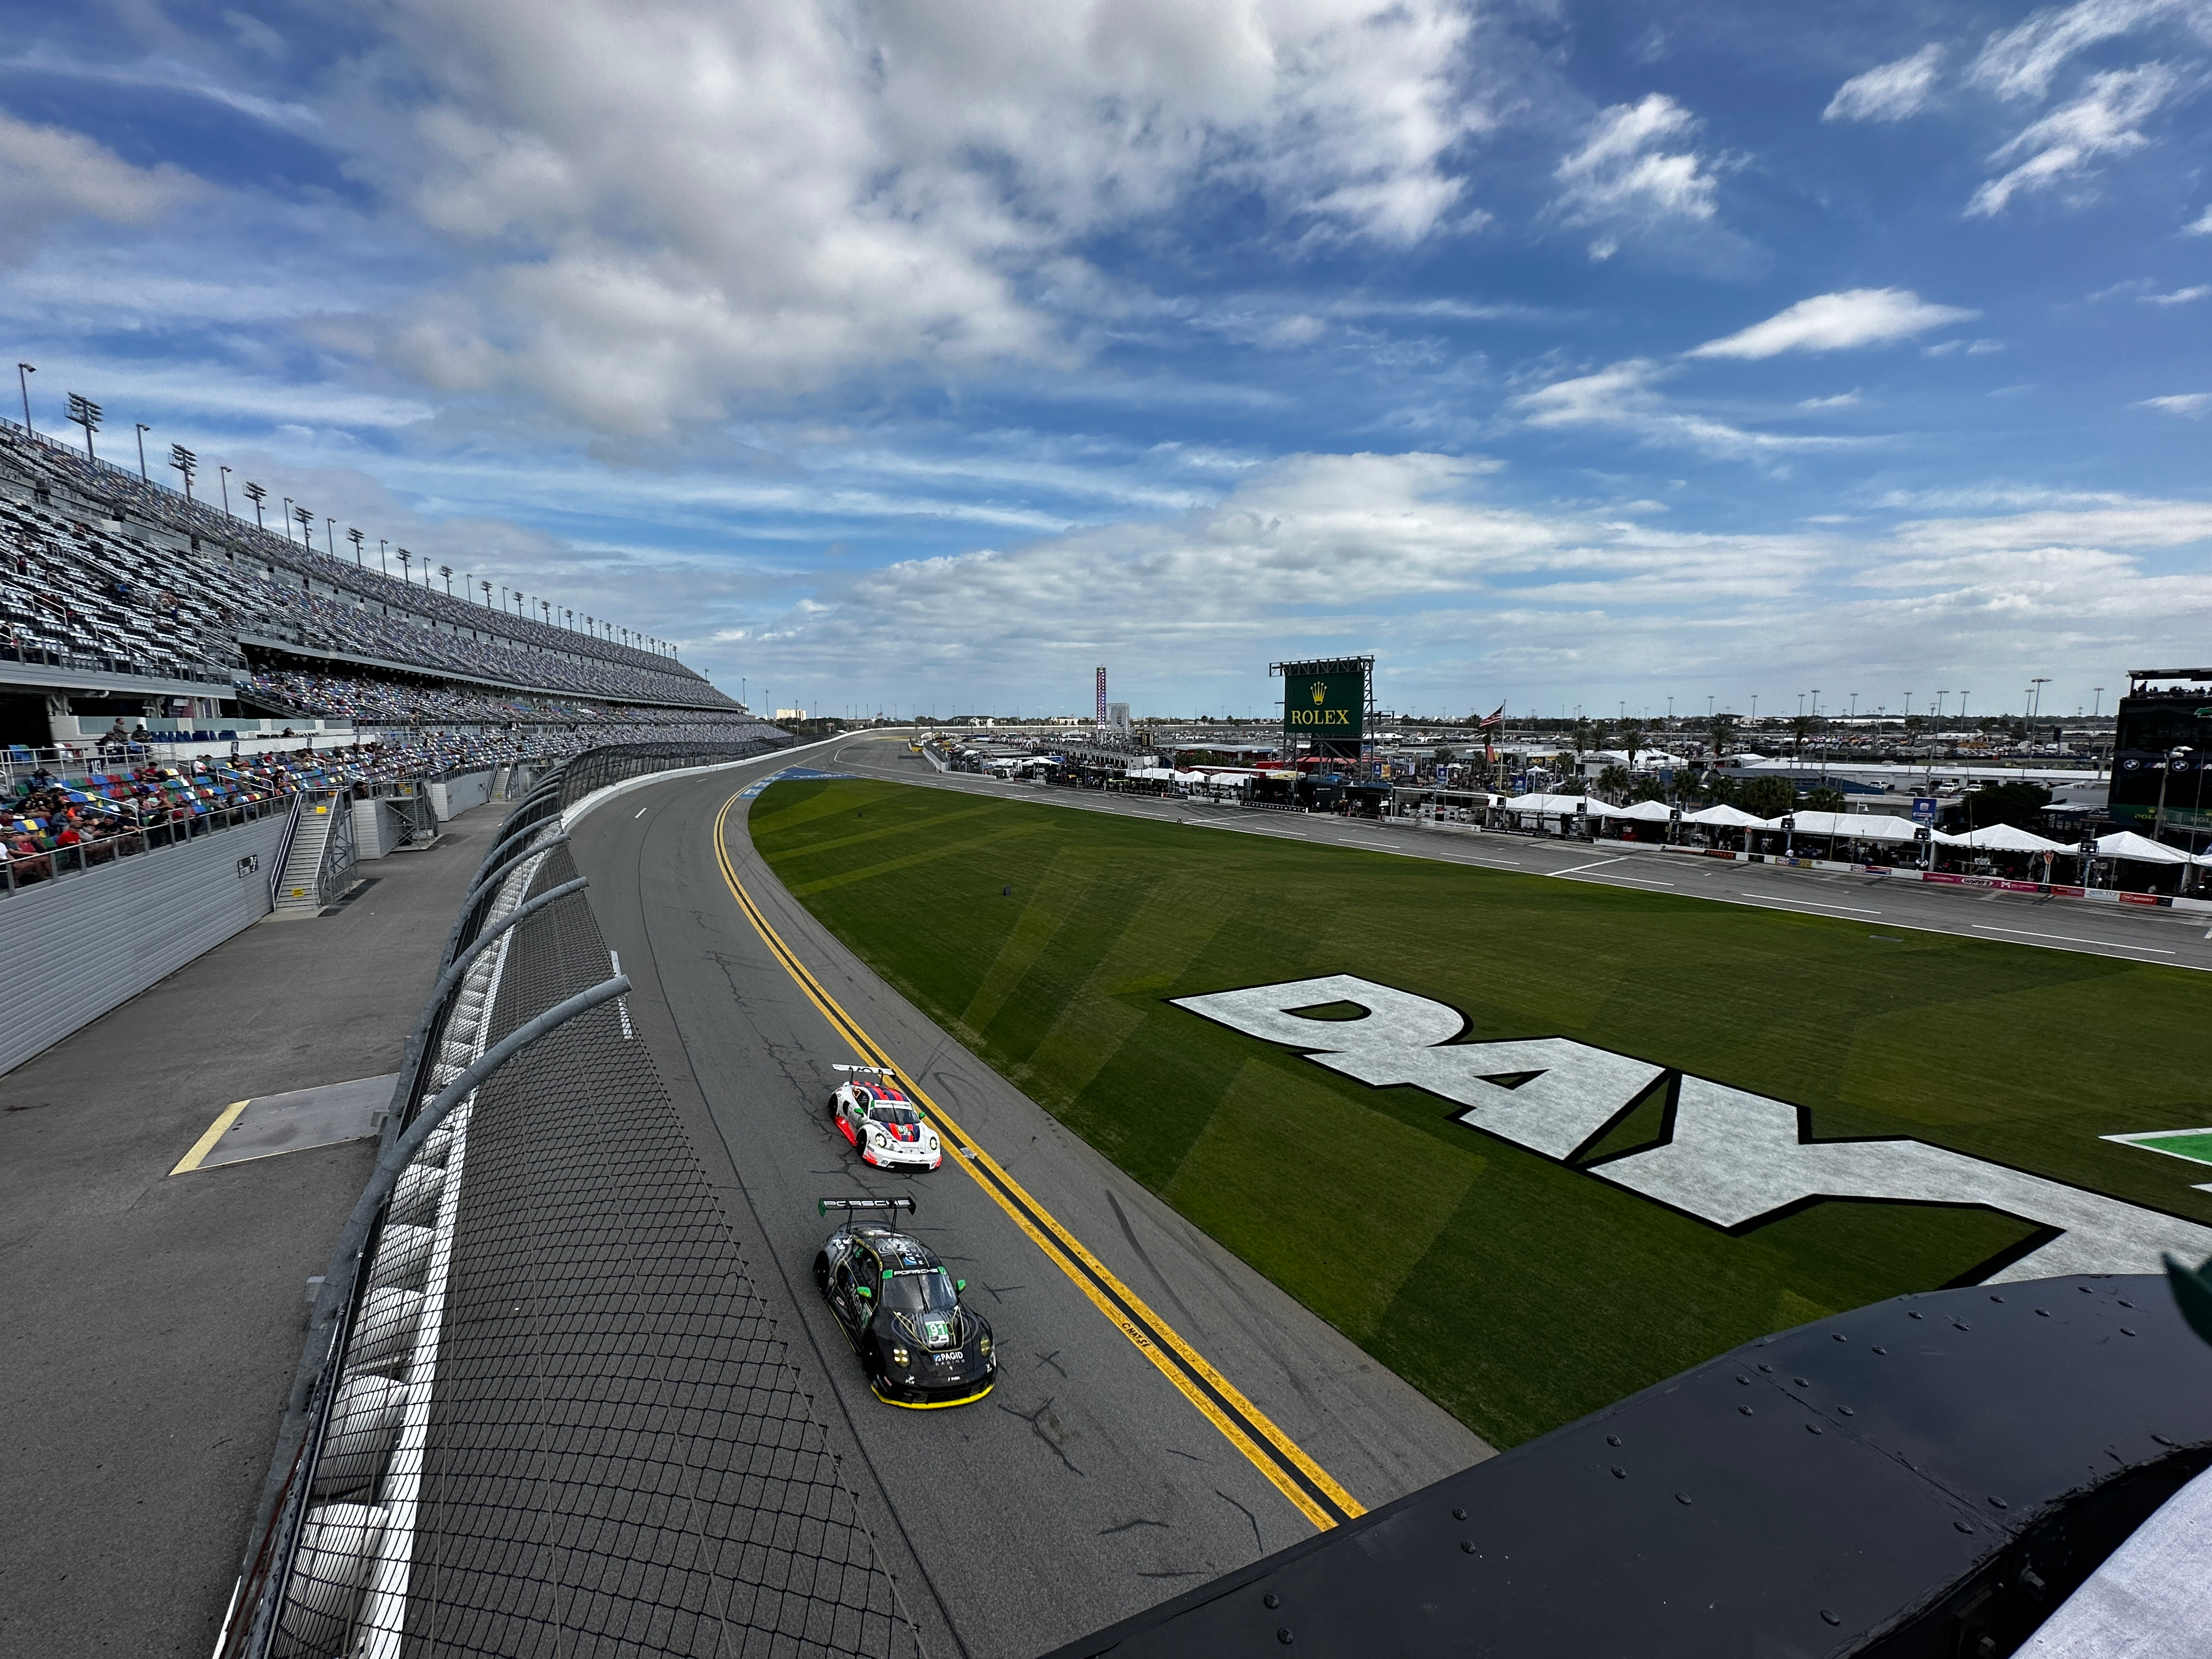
top-left (4, 0), bottom-right (2210, 719)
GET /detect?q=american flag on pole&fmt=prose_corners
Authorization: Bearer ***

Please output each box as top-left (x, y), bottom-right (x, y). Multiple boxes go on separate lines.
top-left (1477, 702), bottom-right (1505, 728)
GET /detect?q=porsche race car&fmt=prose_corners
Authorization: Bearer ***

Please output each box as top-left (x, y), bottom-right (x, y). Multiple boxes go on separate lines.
top-left (814, 1197), bottom-right (995, 1408)
top-left (830, 1065), bottom-right (943, 1170)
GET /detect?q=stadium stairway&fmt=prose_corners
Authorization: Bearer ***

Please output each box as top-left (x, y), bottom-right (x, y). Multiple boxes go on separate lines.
top-left (273, 801), bottom-right (335, 913)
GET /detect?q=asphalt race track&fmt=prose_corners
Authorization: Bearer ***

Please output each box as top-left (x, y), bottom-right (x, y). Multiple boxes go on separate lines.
top-left (568, 750), bottom-right (1488, 1659)
top-left (830, 735), bottom-right (2212, 975)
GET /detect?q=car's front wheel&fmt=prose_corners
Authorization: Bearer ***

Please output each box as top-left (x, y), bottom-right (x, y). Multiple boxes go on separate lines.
top-left (812, 1253), bottom-right (830, 1292)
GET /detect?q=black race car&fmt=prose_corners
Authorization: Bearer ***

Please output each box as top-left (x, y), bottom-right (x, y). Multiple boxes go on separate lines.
top-left (812, 1197), bottom-right (996, 1409)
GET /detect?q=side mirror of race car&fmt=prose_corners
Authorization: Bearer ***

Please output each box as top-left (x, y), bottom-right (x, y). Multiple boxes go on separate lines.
top-left (856, 1286), bottom-right (872, 1299)
top-left (955, 1279), bottom-right (966, 1291)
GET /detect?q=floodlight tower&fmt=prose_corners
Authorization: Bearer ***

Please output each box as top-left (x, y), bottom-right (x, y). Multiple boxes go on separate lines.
top-left (1096, 665), bottom-right (1108, 730)
top-left (66, 393), bottom-right (101, 459)
top-left (169, 444), bottom-right (197, 504)
top-left (347, 527), bottom-right (365, 567)
top-left (242, 481), bottom-right (267, 528)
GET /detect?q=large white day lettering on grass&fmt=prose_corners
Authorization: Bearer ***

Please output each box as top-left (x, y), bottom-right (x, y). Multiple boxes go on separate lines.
top-left (1172, 975), bottom-right (2212, 1283)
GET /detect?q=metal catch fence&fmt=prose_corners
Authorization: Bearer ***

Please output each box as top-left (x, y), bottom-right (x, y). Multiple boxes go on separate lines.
top-left (219, 742), bottom-right (919, 1659)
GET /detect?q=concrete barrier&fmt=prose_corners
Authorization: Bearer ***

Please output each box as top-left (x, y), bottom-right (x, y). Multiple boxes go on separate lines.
top-left (0, 811), bottom-right (292, 1075)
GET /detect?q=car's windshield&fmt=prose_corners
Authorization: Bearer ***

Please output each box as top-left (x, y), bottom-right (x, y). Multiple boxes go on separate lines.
top-left (870, 1104), bottom-right (922, 1128)
top-left (881, 1268), bottom-right (957, 1314)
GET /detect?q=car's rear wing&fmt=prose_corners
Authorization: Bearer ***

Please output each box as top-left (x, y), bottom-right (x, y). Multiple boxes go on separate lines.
top-left (832, 1063), bottom-right (901, 1080)
top-left (818, 1196), bottom-right (918, 1218)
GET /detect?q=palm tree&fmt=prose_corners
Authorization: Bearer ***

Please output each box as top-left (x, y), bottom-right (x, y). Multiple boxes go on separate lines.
top-left (1790, 714), bottom-right (1818, 759)
top-left (1620, 722), bottom-right (1645, 774)
top-left (1595, 763), bottom-right (1630, 803)
top-left (1707, 714), bottom-right (1735, 762)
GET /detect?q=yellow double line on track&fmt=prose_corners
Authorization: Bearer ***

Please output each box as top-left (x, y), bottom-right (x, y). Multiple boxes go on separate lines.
top-left (712, 789), bottom-right (1362, 1531)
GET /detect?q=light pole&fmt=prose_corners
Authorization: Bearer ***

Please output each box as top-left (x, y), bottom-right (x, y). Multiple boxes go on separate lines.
top-left (439, 565), bottom-right (453, 597)
top-left (243, 481), bottom-right (266, 528)
top-left (219, 465), bottom-right (232, 517)
top-left (2154, 747), bottom-right (2194, 847)
top-left (283, 498), bottom-right (294, 541)
top-left (15, 362), bottom-right (32, 433)
top-left (293, 504), bottom-right (313, 546)
top-left (348, 528), bottom-right (365, 566)
top-left (135, 423), bottom-right (151, 480)
top-left (66, 393), bottom-right (101, 459)
top-left (480, 580), bottom-right (492, 606)
top-left (169, 443), bottom-right (196, 503)
top-left (2093, 687), bottom-right (2104, 718)
top-left (2030, 677), bottom-right (2050, 725)
top-left (398, 549), bottom-right (411, 583)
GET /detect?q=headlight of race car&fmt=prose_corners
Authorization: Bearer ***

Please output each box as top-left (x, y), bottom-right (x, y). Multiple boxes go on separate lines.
top-left (890, 1346), bottom-right (910, 1367)
top-left (925, 1132), bottom-right (940, 1152)
top-left (978, 1334), bottom-right (991, 1357)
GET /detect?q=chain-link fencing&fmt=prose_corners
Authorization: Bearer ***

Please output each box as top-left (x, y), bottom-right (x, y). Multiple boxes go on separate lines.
top-left (220, 742), bottom-right (921, 1659)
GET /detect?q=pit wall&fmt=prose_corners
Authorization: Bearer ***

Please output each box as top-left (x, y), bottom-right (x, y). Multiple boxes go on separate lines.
top-left (0, 810), bottom-right (292, 1075)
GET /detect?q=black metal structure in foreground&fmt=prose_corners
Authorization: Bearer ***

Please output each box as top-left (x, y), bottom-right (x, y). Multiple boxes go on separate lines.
top-left (1047, 1276), bottom-right (2211, 1659)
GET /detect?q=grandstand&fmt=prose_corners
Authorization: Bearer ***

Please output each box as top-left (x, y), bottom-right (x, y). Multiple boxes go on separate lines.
top-left (0, 417), bottom-right (762, 769)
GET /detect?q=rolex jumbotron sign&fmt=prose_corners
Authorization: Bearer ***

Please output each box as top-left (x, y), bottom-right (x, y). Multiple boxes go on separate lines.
top-left (1274, 656), bottom-right (1370, 758)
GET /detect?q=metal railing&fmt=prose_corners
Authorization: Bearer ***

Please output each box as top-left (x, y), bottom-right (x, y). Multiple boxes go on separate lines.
top-left (0, 792), bottom-right (281, 896)
top-left (265, 793), bottom-right (304, 910)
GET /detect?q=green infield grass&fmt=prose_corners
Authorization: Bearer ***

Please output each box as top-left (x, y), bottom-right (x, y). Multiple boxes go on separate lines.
top-left (751, 777), bottom-right (2212, 1447)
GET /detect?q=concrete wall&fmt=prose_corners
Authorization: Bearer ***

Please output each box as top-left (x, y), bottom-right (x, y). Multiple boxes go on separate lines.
top-left (352, 798), bottom-right (398, 860)
top-left (427, 769), bottom-right (493, 822)
top-left (0, 812), bottom-right (291, 1076)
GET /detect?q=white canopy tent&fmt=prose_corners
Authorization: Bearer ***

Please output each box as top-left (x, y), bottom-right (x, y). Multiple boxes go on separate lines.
top-left (1502, 793), bottom-right (1618, 817)
top-left (1683, 803), bottom-right (1766, 828)
top-left (1612, 799), bottom-right (1675, 823)
top-left (1760, 810), bottom-right (1925, 844)
top-left (1936, 822), bottom-right (2070, 855)
top-left (2095, 830), bottom-right (2191, 865)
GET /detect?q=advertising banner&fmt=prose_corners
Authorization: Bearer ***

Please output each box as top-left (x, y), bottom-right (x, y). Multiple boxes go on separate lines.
top-left (1282, 668), bottom-right (1365, 744)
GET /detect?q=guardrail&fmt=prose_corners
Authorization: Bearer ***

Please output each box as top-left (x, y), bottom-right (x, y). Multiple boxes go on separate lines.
top-left (0, 791), bottom-right (282, 896)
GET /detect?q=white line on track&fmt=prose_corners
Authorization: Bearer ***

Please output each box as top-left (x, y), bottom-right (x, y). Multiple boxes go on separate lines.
top-left (1973, 924), bottom-right (2175, 953)
top-left (1548, 856), bottom-right (1627, 877)
top-left (1565, 874), bottom-right (1677, 889)
top-left (1730, 895), bottom-right (1884, 916)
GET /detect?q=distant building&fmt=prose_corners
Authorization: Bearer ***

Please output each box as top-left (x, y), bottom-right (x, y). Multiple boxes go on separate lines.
top-left (1105, 701), bottom-right (1131, 732)
top-left (776, 707), bottom-right (806, 719)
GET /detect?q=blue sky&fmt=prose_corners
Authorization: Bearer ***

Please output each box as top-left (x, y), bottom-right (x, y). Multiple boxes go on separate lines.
top-left (2, 0), bottom-right (2209, 720)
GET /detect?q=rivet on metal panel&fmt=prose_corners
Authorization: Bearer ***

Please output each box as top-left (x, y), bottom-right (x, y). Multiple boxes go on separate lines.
top-left (2153, 1434), bottom-right (2177, 1447)
top-left (1675, 1492), bottom-right (1693, 1505)
top-left (1263, 1594), bottom-right (1279, 1609)
top-left (1908, 1311), bottom-right (1923, 1320)
top-left (1460, 1541), bottom-right (1476, 1554)
top-left (1606, 1435), bottom-right (1622, 1447)
top-left (1988, 1497), bottom-right (2007, 1509)
top-left (2118, 1299), bottom-right (2134, 1308)
top-left (1805, 1424), bottom-right (1824, 1435)
top-left (1757, 1363), bottom-right (1773, 1372)
top-left (1989, 1295), bottom-right (2004, 1304)
top-left (1739, 1406), bottom-right (1753, 1417)
top-left (1451, 1508), bottom-right (1466, 1521)
top-left (1954, 1521), bottom-right (1976, 1535)
top-left (2121, 1328), bottom-right (2137, 1336)
top-left (1736, 1375), bottom-right (1751, 1385)
top-left (1831, 1333), bottom-right (1847, 1341)
top-left (1838, 1407), bottom-right (1854, 1417)
top-left (1276, 1628), bottom-right (1293, 1646)
top-left (1820, 1610), bottom-right (1842, 1627)
top-left (2035, 1309), bottom-right (2050, 1318)
top-left (1793, 1376), bottom-right (1809, 1386)
top-left (1871, 1346), bottom-right (1887, 1355)
top-left (2079, 1284), bottom-right (2094, 1294)
top-left (1953, 1322), bottom-right (1971, 1332)
top-left (1611, 1466), bottom-right (1627, 1479)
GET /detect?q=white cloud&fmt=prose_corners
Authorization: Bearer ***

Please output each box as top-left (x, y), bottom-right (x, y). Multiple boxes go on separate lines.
top-left (2142, 284), bottom-right (2211, 303)
top-left (2186, 205), bottom-right (2212, 234)
top-left (1825, 44), bottom-right (1945, 122)
top-left (1923, 337), bottom-right (2006, 356)
top-left (1889, 498), bottom-right (2212, 552)
top-left (0, 109), bottom-right (201, 251)
top-left (2137, 392), bottom-right (2212, 415)
top-left (1550, 93), bottom-right (1718, 258)
top-left (1799, 391), bottom-right (1861, 409)
top-left (362, 0), bottom-right (1489, 431)
top-left (1689, 289), bottom-right (1976, 359)
top-left (1966, 0), bottom-right (2188, 102)
top-left (1511, 359), bottom-right (1863, 459)
top-left (1966, 63), bottom-right (2181, 217)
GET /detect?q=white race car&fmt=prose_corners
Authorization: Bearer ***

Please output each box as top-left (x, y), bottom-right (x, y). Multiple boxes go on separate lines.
top-left (830, 1066), bottom-right (943, 1170)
